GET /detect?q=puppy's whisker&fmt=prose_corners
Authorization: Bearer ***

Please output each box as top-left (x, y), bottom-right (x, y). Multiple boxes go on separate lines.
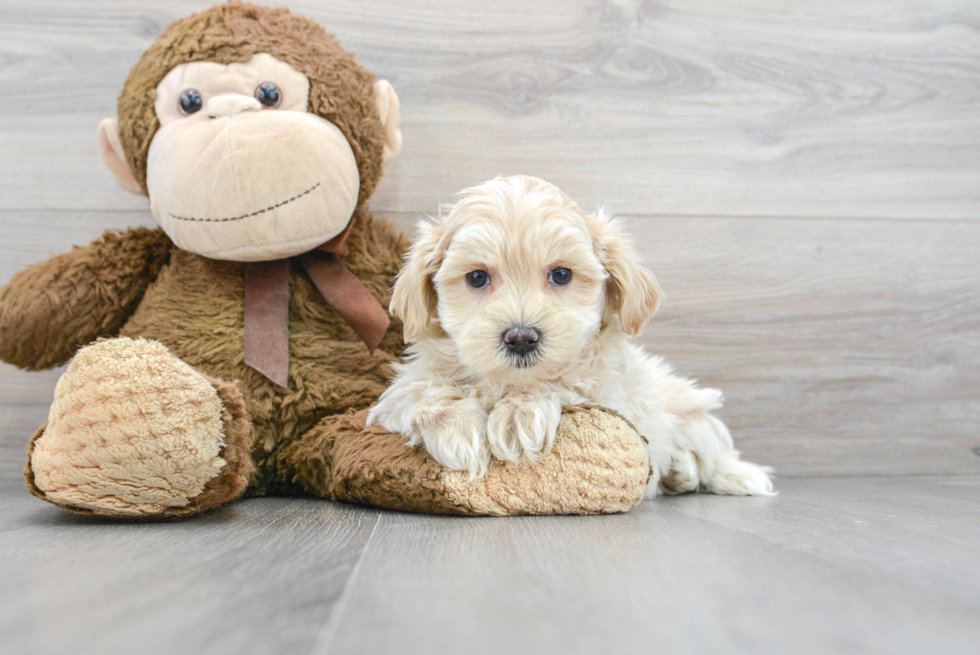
top-left (500, 344), bottom-right (541, 370)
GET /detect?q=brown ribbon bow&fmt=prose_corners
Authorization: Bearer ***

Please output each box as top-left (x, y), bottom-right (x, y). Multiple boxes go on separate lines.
top-left (243, 219), bottom-right (390, 388)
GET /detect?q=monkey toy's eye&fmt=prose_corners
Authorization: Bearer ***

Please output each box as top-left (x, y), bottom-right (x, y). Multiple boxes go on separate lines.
top-left (548, 267), bottom-right (572, 287)
top-left (178, 89), bottom-right (203, 115)
top-left (254, 82), bottom-right (282, 108)
top-left (465, 270), bottom-right (491, 290)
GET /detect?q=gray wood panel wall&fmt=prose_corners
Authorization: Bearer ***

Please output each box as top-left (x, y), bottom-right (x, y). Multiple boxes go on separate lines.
top-left (1, 0), bottom-right (978, 477)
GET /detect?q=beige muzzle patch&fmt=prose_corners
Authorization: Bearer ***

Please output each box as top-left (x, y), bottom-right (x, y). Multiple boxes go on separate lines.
top-left (146, 53), bottom-right (361, 262)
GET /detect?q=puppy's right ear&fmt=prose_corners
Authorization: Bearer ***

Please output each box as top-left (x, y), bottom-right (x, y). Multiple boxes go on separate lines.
top-left (588, 209), bottom-right (663, 337)
top-left (390, 218), bottom-right (447, 342)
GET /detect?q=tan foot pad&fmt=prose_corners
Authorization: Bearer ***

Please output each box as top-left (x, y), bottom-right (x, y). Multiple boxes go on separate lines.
top-left (26, 337), bottom-right (247, 518)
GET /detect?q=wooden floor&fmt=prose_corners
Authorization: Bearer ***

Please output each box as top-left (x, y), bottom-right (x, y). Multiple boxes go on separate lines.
top-left (1, 1), bottom-right (979, 653)
top-left (0, 474), bottom-right (977, 655)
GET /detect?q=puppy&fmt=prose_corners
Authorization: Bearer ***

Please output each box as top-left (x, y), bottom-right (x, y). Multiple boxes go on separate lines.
top-left (368, 176), bottom-right (774, 497)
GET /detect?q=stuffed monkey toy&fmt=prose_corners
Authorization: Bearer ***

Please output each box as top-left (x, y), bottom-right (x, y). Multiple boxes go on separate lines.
top-left (0, 2), bottom-right (650, 519)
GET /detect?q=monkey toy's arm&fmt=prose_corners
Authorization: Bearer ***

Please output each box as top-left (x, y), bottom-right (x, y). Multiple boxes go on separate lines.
top-left (0, 227), bottom-right (172, 370)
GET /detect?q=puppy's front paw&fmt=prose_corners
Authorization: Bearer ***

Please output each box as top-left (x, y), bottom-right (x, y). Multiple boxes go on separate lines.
top-left (415, 398), bottom-right (490, 480)
top-left (487, 392), bottom-right (561, 465)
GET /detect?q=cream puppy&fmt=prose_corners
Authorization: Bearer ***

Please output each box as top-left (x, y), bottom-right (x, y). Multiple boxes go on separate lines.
top-left (368, 176), bottom-right (774, 497)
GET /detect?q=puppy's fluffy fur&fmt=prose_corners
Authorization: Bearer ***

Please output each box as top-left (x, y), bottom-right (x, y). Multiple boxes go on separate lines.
top-left (369, 176), bottom-right (774, 497)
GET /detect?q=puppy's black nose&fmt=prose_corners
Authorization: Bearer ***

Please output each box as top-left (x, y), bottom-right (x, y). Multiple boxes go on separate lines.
top-left (502, 327), bottom-right (540, 356)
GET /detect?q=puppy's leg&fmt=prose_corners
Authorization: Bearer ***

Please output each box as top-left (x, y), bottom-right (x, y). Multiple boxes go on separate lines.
top-left (660, 449), bottom-right (700, 495)
top-left (486, 389), bottom-right (564, 465)
top-left (677, 412), bottom-right (774, 495)
top-left (414, 394), bottom-right (489, 480)
top-left (368, 369), bottom-right (490, 479)
top-left (658, 373), bottom-right (774, 496)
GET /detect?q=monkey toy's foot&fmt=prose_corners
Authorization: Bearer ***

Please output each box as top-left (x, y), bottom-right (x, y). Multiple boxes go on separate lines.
top-left (281, 405), bottom-right (651, 516)
top-left (25, 337), bottom-right (252, 519)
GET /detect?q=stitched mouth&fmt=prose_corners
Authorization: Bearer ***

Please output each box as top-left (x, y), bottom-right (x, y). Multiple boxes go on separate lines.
top-left (168, 182), bottom-right (321, 223)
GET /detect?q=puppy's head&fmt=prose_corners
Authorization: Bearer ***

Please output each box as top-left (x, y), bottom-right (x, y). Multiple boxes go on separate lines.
top-left (391, 176), bottom-right (662, 382)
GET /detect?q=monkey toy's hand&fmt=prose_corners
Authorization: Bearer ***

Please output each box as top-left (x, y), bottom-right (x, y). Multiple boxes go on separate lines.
top-left (0, 227), bottom-right (171, 371)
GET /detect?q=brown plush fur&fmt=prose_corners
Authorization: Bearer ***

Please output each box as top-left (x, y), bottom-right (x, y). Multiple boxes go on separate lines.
top-left (192, 374), bottom-right (256, 514)
top-left (0, 227), bottom-right (172, 370)
top-left (280, 408), bottom-right (455, 513)
top-left (117, 210), bottom-right (407, 496)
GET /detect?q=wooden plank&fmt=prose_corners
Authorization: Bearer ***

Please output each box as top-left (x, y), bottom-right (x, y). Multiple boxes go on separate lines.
top-left (0, 480), bottom-right (381, 655)
top-left (0, 0), bottom-right (978, 218)
top-left (665, 476), bottom-right (980, 602)
top-left (318, 476), bottom-right (980, 655)
top-left (1, 211), bottom-right (978, 477)
top-left (625, 215), bottom-right (980, 477)
top-left (4, 477), bottom-right (978, 655)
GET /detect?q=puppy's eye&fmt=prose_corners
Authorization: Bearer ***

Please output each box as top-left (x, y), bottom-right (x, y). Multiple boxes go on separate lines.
top-left (254, 82), bottom-right (282, 108)
top-left (548, 267), bottom-right (572, 287)
top-left (465, 270), bottom-right (491, 290)
top-left (178, 89), bottom-right (204, 115)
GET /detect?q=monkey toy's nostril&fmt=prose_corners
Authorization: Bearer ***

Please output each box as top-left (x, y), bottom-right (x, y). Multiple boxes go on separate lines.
top-left (502, 326), bottom-right (541, 357)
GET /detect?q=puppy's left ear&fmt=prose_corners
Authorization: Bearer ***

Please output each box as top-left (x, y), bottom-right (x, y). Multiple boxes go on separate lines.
top-left (390, 217), bottom-right (447, 342)
top-left (589, 210), bottom-right (663, 337)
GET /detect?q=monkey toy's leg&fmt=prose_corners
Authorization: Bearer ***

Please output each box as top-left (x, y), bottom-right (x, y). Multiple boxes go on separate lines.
top-left (277, 406), bottom-right (652, 516)
top-left (25, 337), bottom-right (253, 519)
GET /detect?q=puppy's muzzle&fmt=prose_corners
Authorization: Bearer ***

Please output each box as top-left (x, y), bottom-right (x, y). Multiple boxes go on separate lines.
top-left (502, 326), bottom-right (540, 357)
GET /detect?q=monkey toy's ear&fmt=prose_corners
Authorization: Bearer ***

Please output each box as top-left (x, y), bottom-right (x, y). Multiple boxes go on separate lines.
top-left (96, 118), bottom-right (145, 196)
top-left (373, 80), bottom-right (403, 163)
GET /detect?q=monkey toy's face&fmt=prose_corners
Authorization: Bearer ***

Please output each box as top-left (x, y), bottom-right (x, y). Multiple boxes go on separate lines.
top-left (98, 53), bottom-right (401, 262)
